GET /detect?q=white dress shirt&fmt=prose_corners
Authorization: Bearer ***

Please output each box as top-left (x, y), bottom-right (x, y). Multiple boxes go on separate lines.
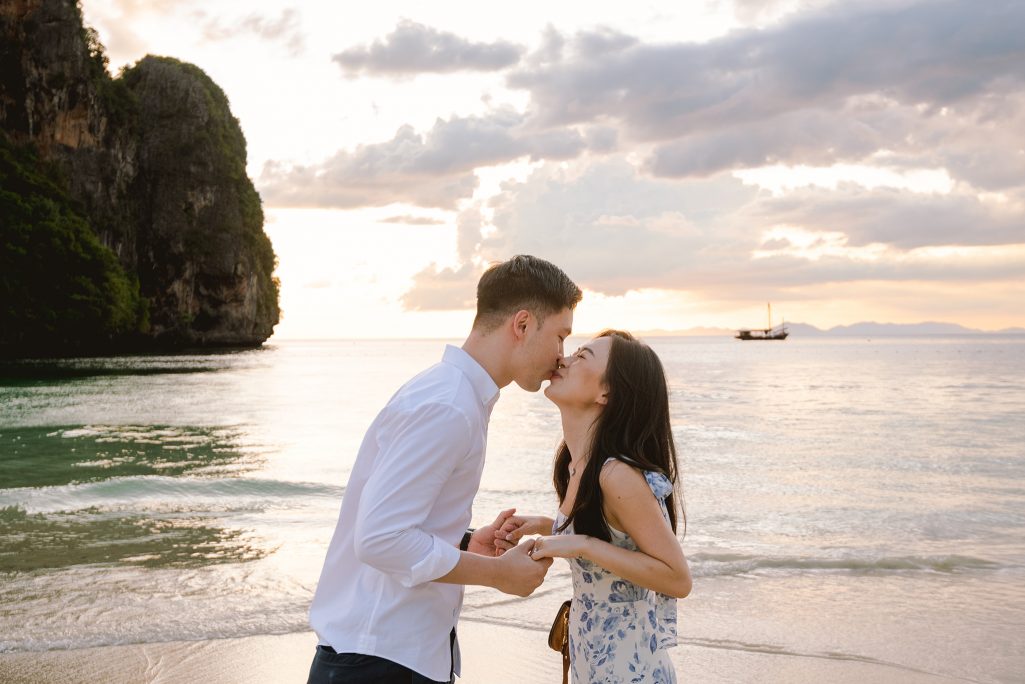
top-left (309, 345), bottom-right (500, 681)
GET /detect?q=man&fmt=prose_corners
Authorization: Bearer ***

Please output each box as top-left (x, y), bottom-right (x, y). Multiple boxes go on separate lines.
top-left (308, 255), bottom-right (583, 684)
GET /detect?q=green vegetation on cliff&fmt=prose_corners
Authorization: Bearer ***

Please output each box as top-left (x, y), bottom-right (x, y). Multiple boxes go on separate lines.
top-left (1, 1), bottom-right (279, 355)
top-left (0, 134), bottom-right (147, 354)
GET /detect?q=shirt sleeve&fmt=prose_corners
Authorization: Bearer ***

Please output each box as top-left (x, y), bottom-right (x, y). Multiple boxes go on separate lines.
top-left (353, 402), bottom-right (473, 587)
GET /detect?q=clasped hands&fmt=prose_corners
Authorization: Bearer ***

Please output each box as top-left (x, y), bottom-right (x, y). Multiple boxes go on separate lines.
top-left (467, 508), bottom-right (588, 561)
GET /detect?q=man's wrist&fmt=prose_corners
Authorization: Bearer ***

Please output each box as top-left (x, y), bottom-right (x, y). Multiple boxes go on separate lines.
top-left (459, 528), bottom-right (475, 552)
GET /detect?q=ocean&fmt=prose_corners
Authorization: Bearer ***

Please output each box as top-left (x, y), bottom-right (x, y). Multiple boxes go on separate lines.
top-left (1, 337), bottom-right (1023, 683)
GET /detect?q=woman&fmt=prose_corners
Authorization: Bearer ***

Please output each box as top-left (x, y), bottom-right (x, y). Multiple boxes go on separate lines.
top-left (498, 330), bottom-right (691, 683)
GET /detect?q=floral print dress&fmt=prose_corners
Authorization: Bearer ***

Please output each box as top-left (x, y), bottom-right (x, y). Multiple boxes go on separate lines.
top-left (554, 462), bottom-right (678, 683)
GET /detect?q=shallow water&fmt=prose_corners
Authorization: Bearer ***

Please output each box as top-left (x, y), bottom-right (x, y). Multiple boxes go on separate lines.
top-left (1, 337), bottom-right (1023, 682)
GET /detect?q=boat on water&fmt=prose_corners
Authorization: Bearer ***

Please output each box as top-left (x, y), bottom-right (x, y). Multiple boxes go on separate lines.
top-left (736, 303), bottom-right (789, 340)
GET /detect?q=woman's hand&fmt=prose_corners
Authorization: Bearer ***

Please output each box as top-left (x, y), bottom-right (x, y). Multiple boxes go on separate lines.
top-left (526, 534), bottom-right (590, 561)
top-left (494, 515), bottom-right (555, 555)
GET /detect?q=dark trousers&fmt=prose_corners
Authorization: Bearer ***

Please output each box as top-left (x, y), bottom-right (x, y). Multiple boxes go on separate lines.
top-left (307, 641), bottom-right (454, 684)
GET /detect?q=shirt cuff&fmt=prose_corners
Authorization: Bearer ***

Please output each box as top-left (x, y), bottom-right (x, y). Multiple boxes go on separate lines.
top-left (406, 534), bottom-right (462, 587)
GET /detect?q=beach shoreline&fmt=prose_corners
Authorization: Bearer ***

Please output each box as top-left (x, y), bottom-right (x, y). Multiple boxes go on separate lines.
top-left (0, 622), bottom-right (972, 684)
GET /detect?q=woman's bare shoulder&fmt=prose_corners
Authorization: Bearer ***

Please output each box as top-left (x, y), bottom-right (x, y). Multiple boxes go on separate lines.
top-left (599, 458), bottom-right (650, 498)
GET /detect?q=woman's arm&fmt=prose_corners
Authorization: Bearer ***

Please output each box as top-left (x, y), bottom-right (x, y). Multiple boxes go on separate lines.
top-left (530, 462), bottom-right (691, 598)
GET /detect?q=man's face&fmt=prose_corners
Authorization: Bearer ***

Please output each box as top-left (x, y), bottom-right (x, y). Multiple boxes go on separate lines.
top-left (515, 307), bottom-right (574, 392)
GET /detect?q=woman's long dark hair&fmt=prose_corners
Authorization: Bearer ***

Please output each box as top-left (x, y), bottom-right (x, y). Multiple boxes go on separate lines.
top-left (554, 330), bottom-right (684, 543)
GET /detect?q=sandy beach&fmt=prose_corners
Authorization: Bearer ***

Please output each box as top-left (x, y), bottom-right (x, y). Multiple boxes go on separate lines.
top-left (0, 619), bottom-right (973, 684)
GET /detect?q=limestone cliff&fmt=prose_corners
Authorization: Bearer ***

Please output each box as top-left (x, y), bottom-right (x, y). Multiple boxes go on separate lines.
top-left (0, 0), bottom-right (279, 354)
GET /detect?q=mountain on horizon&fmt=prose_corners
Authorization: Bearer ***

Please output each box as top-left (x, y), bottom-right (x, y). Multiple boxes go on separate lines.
top-left (825, 321), bottom-right (973, 336)
top-left (644, 321), bottom-right (1025, 337)
top-left (810, 321), bottom-right (1025, 336)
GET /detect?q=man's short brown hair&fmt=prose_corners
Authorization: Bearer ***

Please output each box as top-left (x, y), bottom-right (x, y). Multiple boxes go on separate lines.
top-left (473, 255), bottom-right (582, 333)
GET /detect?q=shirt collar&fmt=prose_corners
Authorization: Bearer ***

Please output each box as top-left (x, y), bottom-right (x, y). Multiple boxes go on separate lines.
top-left (442, 345), bottom-right (500, 411)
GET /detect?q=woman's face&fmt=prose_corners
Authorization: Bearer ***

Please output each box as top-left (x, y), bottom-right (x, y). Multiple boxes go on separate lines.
top-left (544, 335), bottom-right (613, 410)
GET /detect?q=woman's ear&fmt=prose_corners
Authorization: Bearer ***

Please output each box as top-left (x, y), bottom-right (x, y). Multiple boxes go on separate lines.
top-left (596, 390), bottom-right (608, 406)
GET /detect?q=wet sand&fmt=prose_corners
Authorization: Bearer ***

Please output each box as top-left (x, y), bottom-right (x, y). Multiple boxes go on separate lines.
top-left (0, 620), bottom-right (972, 684)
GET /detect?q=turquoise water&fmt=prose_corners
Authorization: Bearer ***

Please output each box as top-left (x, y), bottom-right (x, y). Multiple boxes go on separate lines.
top-left (1, 337), bottom-right (1023, 682)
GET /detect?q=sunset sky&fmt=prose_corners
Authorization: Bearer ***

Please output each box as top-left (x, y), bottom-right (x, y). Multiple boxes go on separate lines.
top-left (81, 0), bottom-right (1025, 338)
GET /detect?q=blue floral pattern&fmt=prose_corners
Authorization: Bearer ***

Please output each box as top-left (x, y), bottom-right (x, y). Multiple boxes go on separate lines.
top-left (554, 460), bottom-right (678, 683)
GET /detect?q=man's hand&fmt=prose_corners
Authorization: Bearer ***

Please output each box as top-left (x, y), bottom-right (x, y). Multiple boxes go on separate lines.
top-left (494, 539), bottom-right (553, 597)
top-left (466, 508), bottom-right (518, 557)
top-left (495, 515), bottom-right (554, 554)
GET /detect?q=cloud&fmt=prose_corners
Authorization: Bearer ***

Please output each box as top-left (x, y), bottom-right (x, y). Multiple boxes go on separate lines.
top-left (379, 215), bottom-right (446, 225)
top-left (507, 0), bottom-right (1025, 183)
top-left (514, 1), bottom-right (1025, 130)
top-left (750, 184), bottom-right (1025, 248)
top-left (646, 101), bottom-right (902, 177)
top-left (87, 2), bottom-right (306, 60)
top-left (477, 161), bottom-right (759, 295)
top-left (79, 0), bottom-right (186, 64)
top-left (199, 9), bottom-right (306, 55)
top-left (334, 19), bottom-right (524, 77)
top-left (401, 263), bottom-right (479, 311)
top-left (257, 110), bottom-right (590, 209)
top-left (871, 94), bottom-right (1025, 192)
top-left (103, 0), bottom-right (183, 18)
top-left (256, 0), bottom-right (1024, 317)
top-left (268, 2), bottom-right (1025, 213)
top-left (399, 158), bottom-right (1025, 307)
top-left (398, 160), bottom-right (762, 305)
top-left (259, 156), bottom-right (476, 211)
top-left (389, 208), bottom-right (486, 311)
top-left (729, 0), bottom-right (837, 25)
top-left (652, 93), bottom-right (1025, 191)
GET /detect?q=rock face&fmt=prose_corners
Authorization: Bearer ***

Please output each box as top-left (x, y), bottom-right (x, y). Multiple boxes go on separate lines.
top-left (0, 0), bottom-right (279, 353)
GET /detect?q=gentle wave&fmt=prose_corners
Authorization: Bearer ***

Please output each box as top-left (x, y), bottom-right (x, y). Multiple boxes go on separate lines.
top-left (689, 551), bottom-right (1002, 576)
top-left (0, 476), bottom-right (343, 514)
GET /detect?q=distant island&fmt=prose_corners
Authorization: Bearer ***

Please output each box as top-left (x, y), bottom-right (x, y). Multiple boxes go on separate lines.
top-left (634, 322), bottom-right (1025, 337)
top-left (1, 0), bottom-right (279, 357)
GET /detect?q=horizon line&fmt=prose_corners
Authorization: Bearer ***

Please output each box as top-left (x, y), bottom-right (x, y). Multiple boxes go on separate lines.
top-left (267, 321), bottom-right (1025, 343)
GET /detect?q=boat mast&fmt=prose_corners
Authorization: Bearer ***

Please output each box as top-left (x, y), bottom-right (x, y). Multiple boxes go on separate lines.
top-left (767, 302), bottom-right (772, 329)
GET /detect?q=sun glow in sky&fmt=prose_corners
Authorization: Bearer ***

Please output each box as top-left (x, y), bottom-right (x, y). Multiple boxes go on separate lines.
top-left (82, 0), bottom-right (1025, 338)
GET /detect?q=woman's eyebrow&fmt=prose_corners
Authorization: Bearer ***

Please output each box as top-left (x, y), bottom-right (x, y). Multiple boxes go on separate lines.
top-left (578, 346), bottom-right (594, 357)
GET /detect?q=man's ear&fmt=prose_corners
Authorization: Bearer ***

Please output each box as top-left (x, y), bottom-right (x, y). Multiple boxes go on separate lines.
top-left (511, 309), bottom-right (532, 341)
